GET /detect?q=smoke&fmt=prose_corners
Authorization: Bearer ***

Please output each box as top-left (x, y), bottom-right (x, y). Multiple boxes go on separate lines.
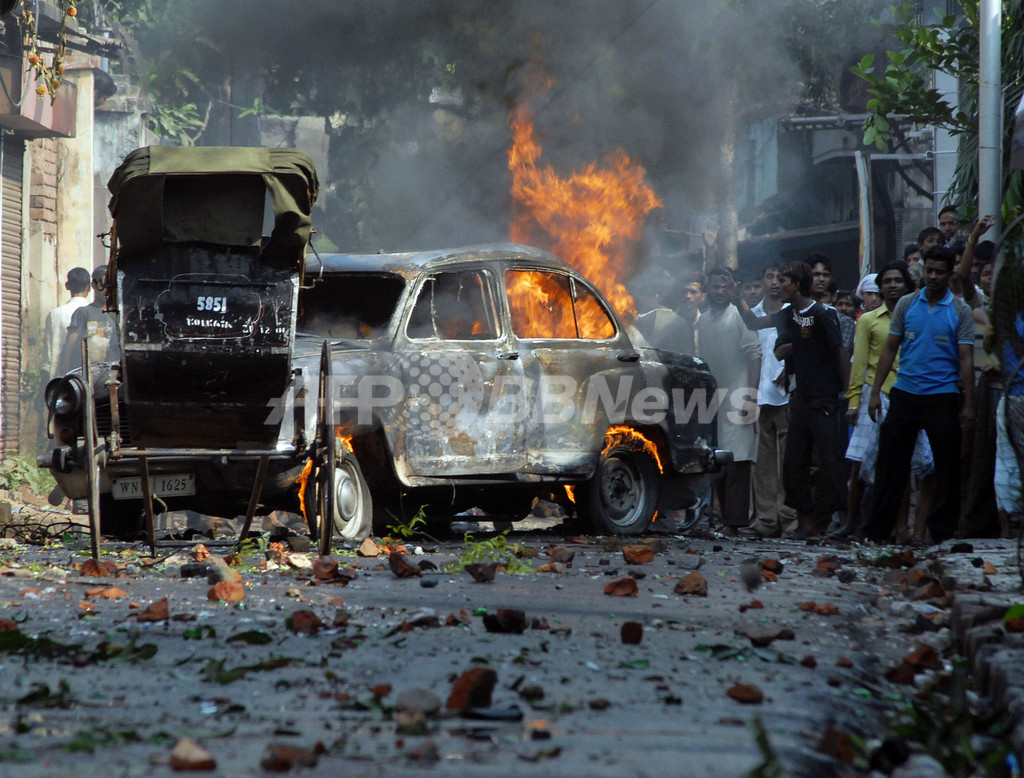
top-left (117, 0), bottom-right (885, 265)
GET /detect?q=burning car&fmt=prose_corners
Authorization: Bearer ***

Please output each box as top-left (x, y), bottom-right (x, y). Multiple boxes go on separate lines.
top-left (295, 243), bottom-right (731, 550)
top-left (39, 147), bottom-right (727, 550)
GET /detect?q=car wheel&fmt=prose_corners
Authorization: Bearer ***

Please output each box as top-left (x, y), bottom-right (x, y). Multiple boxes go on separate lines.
top-left (98, 494), bottom-right (142, 538)
top-left (326, 453), bottom-right (373, 543)
top-left (580, 438), bottom-right (661, 535)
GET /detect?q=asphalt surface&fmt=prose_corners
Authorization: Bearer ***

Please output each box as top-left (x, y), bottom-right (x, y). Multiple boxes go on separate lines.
top-left (0, 511), bottom-right (1021, 777)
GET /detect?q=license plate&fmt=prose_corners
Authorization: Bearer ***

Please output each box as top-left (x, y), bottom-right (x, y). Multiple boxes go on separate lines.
top-left (111, 473), bottom-right (196, 500)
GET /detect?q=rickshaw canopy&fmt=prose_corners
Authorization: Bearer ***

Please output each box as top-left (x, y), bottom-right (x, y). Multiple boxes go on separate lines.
top-left (107, 146), bottom-right (319, 264)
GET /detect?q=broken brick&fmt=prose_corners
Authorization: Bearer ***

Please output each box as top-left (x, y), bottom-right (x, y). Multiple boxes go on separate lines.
top-left (884, 663), bottom-right (917, 685)
top-left (604, 577), bottom-right (639, 597)
top-left (168, 737), bottom-right (216, 770)
top-left (288, 609), bottom-right (324, 634)
top-left (536, 562), bottom-right (565, 574)
top-left (903, 645), bottom-right (938, 670)
top-left (207, 581), bottom-right (245, 603)
top-left (259, 742), bottom-right (324, 772)
top-left (546, 545), bottom-right (575, 564)
top-left (673, 571), bottom-right (707, 597)
top-left (312, 556), bottom-right (339, 580)
top-left (80, 559), bottom-right (119, 578)
top-left (189, 544), bottom-right (211, 563)
top-left (726, 684), bottom-right (763, 704)
top-left (800, 655), bottom-right (817, 668)
top-left (357, 537), bottom-right (380, 557)
top-left (888, 550), bottom-right (917, 569)
top-left (818, 725), bottom-right (855, 763)
top-left (483, 608), bottom-right (527, 634)
top-left (738, 599), bottom-right (764, 613)
top-left (742, 626), bottom-right (795, 648)
top-left (389, 550), bottom-right (422, 578)
top-left (84, 586), bottom-right (127, 600)
top-left (621, 621), bottom-right (643, 644)
top-left (447, 667), bottom-right (497, 711)
top-left (622, 545), bottom-right (654, 565)
top-left (136, 598), bottom-right (169, 622)
top-left (465, 562), bottom-right (498, 583)
top-left (912, 578), bottom-right (946, 601)
top-left (446, 608), bottom-right (472, 627)
top-left (1005, 617), bottom-right (1024, 633)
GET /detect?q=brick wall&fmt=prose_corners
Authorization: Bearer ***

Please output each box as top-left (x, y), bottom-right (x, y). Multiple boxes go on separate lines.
top-left (28, 138), bottom-right (58, 241)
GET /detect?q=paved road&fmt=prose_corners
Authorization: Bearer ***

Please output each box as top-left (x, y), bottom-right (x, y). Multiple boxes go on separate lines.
top-left (0, 516), bottom-right (1018, 777)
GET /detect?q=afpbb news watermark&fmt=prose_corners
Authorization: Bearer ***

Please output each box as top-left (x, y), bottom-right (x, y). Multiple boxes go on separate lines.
top-left (266, 357), bottom-right (758, 430)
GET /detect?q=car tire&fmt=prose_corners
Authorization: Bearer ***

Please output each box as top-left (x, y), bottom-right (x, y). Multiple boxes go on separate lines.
top-left (325, 453), bottom-right (373, 542)
top-left (579, 438), bottom-right (661, 535)
top-left (98, 494), bottom-right (142, 538)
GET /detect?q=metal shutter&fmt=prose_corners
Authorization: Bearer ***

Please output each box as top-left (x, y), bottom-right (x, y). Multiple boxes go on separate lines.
top-left (1, 133), bottom-right (24, 452)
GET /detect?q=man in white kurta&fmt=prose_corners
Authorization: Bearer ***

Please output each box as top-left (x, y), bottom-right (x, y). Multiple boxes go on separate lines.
top-left (43, 268), bottom-right (91, 380)
top-left (696, 267), bottom-right (761, 535)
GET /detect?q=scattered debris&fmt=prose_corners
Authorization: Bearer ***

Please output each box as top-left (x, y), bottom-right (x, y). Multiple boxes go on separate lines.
top-left (726, 684), bottom-right (763, 704)
top-left (464, 561), bottom-right (498, 583)
top-left (168, 737), bottom-right (216, 771)
top-left (621, 621), bottom-right (643, 644)
top-left (207, 581), bottom-right (244, 603)
top-left (622, 545), bottom-right (653, 565)
top-left (259, 742), bottom-right (324, 771)
top-left (389, 550), bottom-right (422, 578)
top-left (674, 571), bottom-right (707, 596)
top-left (447, 667), bottom-right (497, 711)
top-left (136, 597), bottom-right (169, 622)
top-left (604, 577), bottom-right (639, 597)
top-left (482, 608), bottom-right (527, 634)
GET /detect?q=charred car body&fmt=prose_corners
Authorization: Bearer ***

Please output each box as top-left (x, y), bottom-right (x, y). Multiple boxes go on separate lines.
top-left (295, 244), bottom-right (731, 547)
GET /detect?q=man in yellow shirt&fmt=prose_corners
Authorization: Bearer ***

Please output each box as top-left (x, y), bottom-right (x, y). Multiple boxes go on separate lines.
top-left (836, 261), bottom-right (933, 540)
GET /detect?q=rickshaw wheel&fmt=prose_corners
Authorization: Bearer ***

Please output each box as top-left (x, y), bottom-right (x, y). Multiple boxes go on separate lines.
top-left (316, 340), bottom-right (335, 556)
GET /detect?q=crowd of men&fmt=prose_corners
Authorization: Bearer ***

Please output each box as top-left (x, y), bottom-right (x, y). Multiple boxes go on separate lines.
top-left (639, 208), bottom-right (1021, 545)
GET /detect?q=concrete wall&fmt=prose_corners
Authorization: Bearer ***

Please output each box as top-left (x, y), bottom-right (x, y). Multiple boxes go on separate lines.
top-left (93, 74), bottom-right (152, 265)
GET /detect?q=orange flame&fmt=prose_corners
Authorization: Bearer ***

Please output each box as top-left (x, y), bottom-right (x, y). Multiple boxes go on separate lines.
top-left (605, 425), bottom-right (664, 473)
top-left (296, 457), bottom-right (313, 519)
top-left (507, 78), bottom-right (662, 327)
top-left (335, 426), bottom-right (354, 454)
top-left (564, 484), bottom-right (576, 504)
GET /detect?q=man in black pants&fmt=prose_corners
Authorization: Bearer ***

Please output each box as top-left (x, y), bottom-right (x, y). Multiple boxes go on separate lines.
top-left (865, 247), bottom-right (975, 544)
top-left (773, 261), bottom-right (850, 538)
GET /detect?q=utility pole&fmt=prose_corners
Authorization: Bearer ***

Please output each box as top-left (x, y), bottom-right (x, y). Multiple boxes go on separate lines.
top-left (978, 0), bottom-right (1002, 238)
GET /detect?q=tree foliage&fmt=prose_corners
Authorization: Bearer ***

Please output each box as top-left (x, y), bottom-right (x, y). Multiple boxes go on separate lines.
top-left (850, 0), bottom-right (1024, 215)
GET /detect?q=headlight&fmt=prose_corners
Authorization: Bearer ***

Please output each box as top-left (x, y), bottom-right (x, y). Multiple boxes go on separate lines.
top-left (44, 376), bottom-right (85, 419)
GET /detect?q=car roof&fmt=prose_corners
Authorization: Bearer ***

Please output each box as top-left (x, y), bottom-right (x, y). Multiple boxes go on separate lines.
top-left (306, 243), bottom-right (573, 279)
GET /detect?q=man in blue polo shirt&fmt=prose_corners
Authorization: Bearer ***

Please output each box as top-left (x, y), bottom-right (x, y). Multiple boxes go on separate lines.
top-left (864, 246), bottom-right (975, 543)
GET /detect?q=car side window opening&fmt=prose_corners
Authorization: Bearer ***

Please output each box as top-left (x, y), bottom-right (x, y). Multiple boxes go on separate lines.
top-left (297, 273), bottom-right (404, 339)
top-left (505, 269), bottom-right (616, 340)
top-left (407, 269), bottom-right (499, 340)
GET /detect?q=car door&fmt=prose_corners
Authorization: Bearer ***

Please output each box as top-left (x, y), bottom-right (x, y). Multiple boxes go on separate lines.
top-left (395, 265), bottom-right (528, 476)
top-left (504, 267), bottom-right (645, 475)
